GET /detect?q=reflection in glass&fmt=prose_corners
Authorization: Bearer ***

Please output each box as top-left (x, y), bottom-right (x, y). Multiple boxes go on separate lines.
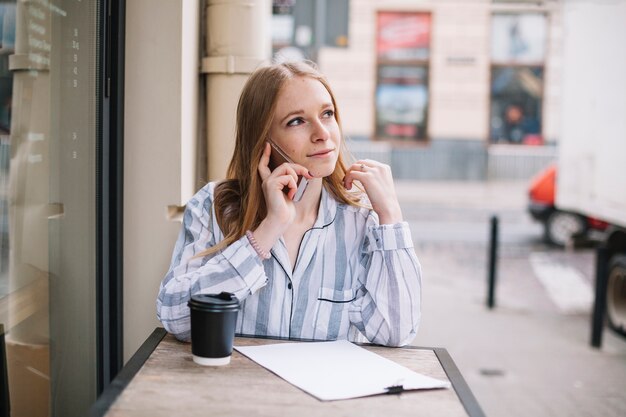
top-left (1, 1), bottom-right (99, 416)
top-left (376, 65), bottom-right (428, 141)
top-left (490, 12), bottom-right (546, 146)
top-left (377, 12), bottom-right (431, 61)
top-left (491, 13), bottom-right (547, 64)
top-left (490, 67), bottom-right (543, 145)
top-left (1, 3), bottom-right (15, 292)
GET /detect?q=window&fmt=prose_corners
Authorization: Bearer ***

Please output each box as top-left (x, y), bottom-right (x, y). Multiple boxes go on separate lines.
top-left (490, 13), bottom-right (546, 145)
top-left (375, 12), bottom-right (431, 142)
top-left (272, 0), bottom-right (350, 62)
top-left (0, 1), bottom-right (120, 415)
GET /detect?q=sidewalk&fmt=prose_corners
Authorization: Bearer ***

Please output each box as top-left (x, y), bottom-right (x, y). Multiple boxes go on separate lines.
top-left (395, 180), bottom-right (626, 417)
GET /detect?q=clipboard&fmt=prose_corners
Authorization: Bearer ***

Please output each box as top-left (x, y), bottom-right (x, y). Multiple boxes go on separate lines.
top-left (234, 340), bottom-right (450, 401)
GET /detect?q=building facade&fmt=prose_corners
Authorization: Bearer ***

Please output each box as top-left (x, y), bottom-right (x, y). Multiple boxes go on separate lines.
top-left (309, 0), bottom-right (562, 179)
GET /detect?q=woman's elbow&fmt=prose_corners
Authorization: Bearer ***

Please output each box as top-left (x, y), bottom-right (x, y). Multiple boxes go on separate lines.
top-left (389, 311), bottom-right (421, 347)
top-left (157, 297), bottom-right (192, 342)
top-left (160, 316), bottom-right (192, 343)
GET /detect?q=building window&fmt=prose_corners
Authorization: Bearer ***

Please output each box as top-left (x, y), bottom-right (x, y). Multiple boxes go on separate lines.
top-left (1, 1), bottom-right (113, 414)
top-left (272, 0), bottom-right (350, 62)
top-left (375, 12), bottom-right (431, 142)
top-left (490, 13), bottom-right (546, 145)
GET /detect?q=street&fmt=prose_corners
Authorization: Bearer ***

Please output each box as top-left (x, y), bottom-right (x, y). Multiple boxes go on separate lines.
top-left (398, 180), bottom-right (626, 417)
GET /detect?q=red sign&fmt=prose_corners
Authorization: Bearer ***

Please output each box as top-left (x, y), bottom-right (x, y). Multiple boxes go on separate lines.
top-left (377, 12), bottom-right (431, 58)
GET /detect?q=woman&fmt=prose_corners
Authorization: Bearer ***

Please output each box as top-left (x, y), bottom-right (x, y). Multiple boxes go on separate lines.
top-left (157, 61), bottom-right (421, 347)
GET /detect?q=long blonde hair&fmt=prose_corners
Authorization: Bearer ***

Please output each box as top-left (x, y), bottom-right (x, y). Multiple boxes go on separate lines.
top-left (205, 61), bottom-right (361, 256)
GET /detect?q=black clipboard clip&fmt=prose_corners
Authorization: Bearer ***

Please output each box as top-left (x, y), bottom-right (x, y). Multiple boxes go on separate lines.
top-left (385, 384), bottom-right (405, 395)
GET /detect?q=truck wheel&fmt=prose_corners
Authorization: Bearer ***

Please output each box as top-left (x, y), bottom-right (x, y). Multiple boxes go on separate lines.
top-left (607, 254), bottom-right (626, 336)
top-left (544, 210), bottom-right (587, 247)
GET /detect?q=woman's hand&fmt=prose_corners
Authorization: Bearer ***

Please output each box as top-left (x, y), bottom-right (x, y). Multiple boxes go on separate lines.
top-left (343, 160), bottom-right (403, 225)
top-left (257, 142), bottom-right (312, 229)
top-left (252, 143), bottom-right (312, 256)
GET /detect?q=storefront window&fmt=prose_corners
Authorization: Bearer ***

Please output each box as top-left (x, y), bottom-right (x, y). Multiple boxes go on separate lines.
top-left (272, 0), bottom-right (297, 59)
top-left (0, 1), bottom-right (101, 416)
top-left (375, 12), bottom-right (430, 142)
top-left (272, 0), bottom-right (349, 62)
top-left (490, 13), bottom-right (546, 145)
top-left (376, 65), bottom-right (428, 140)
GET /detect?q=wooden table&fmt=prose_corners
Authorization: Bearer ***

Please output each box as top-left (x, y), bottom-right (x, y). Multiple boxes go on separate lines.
top-left (91, 328), bottom-right (485, 417)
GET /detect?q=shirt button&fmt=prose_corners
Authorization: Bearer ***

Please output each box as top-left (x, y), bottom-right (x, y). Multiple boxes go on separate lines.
top-left (287, 282), bottom-right (292, 290)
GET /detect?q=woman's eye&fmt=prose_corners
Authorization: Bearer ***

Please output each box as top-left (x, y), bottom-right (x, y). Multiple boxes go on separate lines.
top-left (287, 117), bottom-right (304, 127)
top-left (323, 109), bottom-right (334, 118)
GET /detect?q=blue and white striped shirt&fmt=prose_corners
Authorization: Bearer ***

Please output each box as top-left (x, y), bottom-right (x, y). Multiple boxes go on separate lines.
top-left (157, 182), bottom-right (421, 347)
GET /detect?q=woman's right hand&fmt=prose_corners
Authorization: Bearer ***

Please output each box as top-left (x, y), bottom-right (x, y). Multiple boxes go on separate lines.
top-left (257, 142), bottom-right (312, 231)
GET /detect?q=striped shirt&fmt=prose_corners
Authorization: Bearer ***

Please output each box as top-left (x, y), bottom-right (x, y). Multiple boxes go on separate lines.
top-left (157, 182), bottom-right (421, 347)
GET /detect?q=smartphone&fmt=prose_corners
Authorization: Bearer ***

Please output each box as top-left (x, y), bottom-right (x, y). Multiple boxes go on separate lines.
top-left (268, 140), bottom-right (308, 202)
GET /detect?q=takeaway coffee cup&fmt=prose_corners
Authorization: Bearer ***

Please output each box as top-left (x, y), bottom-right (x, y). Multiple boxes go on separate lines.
top-left (188, 292), bottom-right (240, 366)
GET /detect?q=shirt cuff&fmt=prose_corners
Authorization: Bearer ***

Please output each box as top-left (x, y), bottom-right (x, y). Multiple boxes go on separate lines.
top-left (220, 235), bottom-right (268, 294)
top-left (366, 222), bottom-right (414, 251)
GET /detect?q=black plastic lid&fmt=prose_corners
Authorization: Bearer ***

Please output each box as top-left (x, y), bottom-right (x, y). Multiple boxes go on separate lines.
top-left (188, 292), bottom-right (240, 312)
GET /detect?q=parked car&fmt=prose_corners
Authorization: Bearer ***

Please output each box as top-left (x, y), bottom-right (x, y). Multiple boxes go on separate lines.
top-left (527, 164), bottom-right (608, 247)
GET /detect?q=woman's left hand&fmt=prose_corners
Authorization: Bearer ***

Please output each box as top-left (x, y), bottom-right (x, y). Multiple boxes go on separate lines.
top-left (343, 160), bottom-right (403, 225)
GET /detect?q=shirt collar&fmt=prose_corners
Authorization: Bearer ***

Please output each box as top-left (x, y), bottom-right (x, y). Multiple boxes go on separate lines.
top-left (313, 185), bottom-right (338, 229)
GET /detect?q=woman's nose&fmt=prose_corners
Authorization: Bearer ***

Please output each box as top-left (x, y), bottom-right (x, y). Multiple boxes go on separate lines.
top-left (311, 119), bottom-right (330, 141)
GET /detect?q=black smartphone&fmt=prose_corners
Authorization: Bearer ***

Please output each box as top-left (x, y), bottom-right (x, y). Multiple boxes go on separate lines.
top-left (268, 140), bottom-right (308, 202)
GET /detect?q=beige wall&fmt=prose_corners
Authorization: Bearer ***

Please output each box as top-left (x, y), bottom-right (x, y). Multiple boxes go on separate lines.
top-left (542, 5), bottom-right (562, 143)
top-left (124, 0), bottom-right (199, 362)
top-left (319, 0), bottom-right (561, 143)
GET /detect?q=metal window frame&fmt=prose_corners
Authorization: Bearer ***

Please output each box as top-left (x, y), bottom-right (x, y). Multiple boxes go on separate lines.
top-left (97, 0), bottom-right (125, 395)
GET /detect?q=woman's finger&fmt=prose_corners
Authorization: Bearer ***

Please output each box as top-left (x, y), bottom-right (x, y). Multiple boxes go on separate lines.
top-left (345, 160), bottom-right (402, 224)
top-left (266, 173), bottom-right (298, 202)
top-left (276, 174), bottom-right (298, 197)
top-left (298, 165), bottom-right (314, 179)
top-left (343, 170), bottom-right (366, 190)
top-left (282, 163), bottom-right (313, 179)
top-left (273, 163), bottom-right (301, 183)
top-left (265, 158), bottom-right (312, 181)
top-left (258, 142), bottom-right (272, 180)
top-left (344, 161), bottom-right (371, 183)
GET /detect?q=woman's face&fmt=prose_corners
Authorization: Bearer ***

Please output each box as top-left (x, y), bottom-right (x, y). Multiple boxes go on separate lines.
top-left (269, 76), bottom-right (340, 178)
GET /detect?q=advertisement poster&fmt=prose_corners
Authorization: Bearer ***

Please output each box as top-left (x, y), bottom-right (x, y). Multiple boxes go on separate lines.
top-left (377, 12), bottom-right (431, 61)
top-left (376, 12), bottom-right (430, 141)
top-left (491, 13), bottom-right (546, 64)
top-left (375, 65), bottom-right (428, 141)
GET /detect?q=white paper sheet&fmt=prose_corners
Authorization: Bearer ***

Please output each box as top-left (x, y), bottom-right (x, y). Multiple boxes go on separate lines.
top-left (234, 340), bottom-right (450, 401)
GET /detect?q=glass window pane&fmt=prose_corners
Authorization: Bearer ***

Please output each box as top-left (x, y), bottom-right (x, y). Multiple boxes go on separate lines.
top-left (325, 0), bottom-right (349, 47)
top-left (491, 13), bottom-right (547, 64)
top-left (490, 67), bottom-right (544, 144)
top-left (377, 12), bottom-right (431, 61)
top-left (1, 1), bottom-right (100, 416)
top-left (376, 65), bottom-right (428, 141)
top-left (272, 0), bottom-right (295, 47)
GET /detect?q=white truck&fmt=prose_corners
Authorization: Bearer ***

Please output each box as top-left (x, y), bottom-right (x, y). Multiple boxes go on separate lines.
top-left (556, 1), bottom-right (626, 346)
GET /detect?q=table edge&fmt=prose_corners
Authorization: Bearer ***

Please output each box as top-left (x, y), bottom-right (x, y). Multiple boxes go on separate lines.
top-left (89, 327), bottom-right (167, 417)
top-left (90, 328), bottom-right (486, 417)
top-left (433, 348), bottom-right (487, 417)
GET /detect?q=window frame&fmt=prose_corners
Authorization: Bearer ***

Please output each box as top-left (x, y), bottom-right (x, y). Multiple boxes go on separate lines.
top-left (488, 11), bottom-right (549, 146)
top-left (374, 10), bottom-right (432, 145)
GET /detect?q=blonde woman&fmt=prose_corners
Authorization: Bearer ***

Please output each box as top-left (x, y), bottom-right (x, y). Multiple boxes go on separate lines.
top-left (157, 61), bottom-right (421, 347)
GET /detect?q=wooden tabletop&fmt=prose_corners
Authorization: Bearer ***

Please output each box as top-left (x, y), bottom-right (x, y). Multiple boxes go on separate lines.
top-left (92, 328), bottom-right (484, 417)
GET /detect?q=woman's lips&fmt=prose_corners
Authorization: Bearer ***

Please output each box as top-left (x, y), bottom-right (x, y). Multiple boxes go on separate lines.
top-left (308, 149), bottom-right (334, 157)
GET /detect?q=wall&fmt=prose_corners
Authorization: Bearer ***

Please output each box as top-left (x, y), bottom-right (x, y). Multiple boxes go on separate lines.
top-left (123, 0), bottom-right (199, 362)
top-left (319, 0), bottom-right (561, 180)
